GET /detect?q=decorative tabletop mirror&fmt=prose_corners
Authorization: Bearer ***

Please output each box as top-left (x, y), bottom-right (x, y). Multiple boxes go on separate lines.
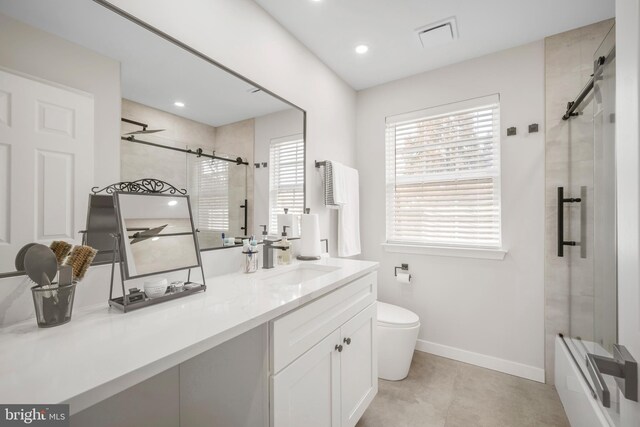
top-left (114, 193), bottom-right (201, 279)
top-left (104, 190), bottom-right (206, 312)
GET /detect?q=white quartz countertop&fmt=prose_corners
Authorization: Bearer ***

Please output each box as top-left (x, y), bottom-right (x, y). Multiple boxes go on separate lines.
top-left (0, 258), bottom-right (378, 414)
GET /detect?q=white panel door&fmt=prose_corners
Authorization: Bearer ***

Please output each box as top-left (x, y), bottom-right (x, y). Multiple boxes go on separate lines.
top-left (0, 68), bottom-right (94, 272)
top-left (272, 329), bottom-right (341, 427)
top-left (340, 303), bottom-right (377, 427)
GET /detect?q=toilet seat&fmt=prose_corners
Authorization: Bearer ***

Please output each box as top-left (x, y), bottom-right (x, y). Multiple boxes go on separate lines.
top-left (377, 301), bottom-right (420, 328)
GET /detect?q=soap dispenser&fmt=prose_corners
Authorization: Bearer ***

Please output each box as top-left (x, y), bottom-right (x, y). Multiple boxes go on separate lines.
top-left (278, 226), bottom-right (292, 265)
top-left (260, 224), bottom-right (268, 241)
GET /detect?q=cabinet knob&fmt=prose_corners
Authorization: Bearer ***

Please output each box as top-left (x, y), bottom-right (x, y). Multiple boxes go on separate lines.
top-left (335, 344), bottom-right (343, 352)
top-left (343, 337), bottom-right (351, 345)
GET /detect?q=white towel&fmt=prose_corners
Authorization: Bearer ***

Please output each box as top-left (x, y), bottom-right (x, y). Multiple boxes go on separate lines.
top-left (331, 162), bottom-right (361, 257)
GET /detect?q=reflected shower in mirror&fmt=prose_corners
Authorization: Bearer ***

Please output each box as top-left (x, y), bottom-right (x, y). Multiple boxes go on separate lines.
top-left (115, 193), bottom-right (201, 279)
top-left (119, 101), bottom-right (305, 250)
top-left (0, 0), bottom-right (305, 275)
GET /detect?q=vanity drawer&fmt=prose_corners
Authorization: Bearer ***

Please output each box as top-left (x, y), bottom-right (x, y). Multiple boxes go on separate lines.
top-left (271, 272), bottom-right (377, 374)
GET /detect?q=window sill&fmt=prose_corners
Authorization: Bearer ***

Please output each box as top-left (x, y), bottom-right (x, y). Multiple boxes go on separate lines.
top-left (381, 243), bottom-right (507, 260)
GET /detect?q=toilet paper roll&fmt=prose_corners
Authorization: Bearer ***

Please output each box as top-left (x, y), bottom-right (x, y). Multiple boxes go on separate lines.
top-left (396, 272), bottom-right (412, 284)
top-left (299, 214), bottom-right (321, 258)
top-left (277, 214), bottom-right (300, 238)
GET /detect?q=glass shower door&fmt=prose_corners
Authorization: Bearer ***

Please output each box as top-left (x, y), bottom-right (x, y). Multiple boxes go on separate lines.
top-left (566, 24), bottom-right (618, 424)
top-left (592, 25), bottom-right (617, 358)
top-left (592, 25), bottom-right (619, 424)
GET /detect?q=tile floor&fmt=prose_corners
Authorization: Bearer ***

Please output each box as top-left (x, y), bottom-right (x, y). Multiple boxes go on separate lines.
top-left (357, 352), bottom-right (570, 427)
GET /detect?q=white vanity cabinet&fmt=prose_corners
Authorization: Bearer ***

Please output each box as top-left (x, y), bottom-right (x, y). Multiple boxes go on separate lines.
top-left (270, 272), bottom-right (378, 427)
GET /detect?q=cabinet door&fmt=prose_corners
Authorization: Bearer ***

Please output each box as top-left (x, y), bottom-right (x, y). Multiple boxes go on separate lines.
top-left (272, 330), bottom-right (341, 427)
top-left (340, 303), bottom-right (378, 427)
top-left (271, 272), bottom-right (377, 374)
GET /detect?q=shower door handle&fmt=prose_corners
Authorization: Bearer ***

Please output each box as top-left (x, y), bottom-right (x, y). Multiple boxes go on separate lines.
top-left (557, 187), bottom-right (583, 257)
top-left (586, 344), bottom-right (638, 408)
top-left (579, 186), bottom-right (587, 259)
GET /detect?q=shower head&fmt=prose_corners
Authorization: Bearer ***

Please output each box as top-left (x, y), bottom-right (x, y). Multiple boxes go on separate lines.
top-left (121, 117), bottom-right (165, 135)
top-left (128, 224), bottom-right (168, 244)
top-left (123, 128), bottom-right (165, 135)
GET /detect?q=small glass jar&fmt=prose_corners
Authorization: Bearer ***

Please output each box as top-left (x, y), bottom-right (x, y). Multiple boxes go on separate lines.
top-left (170, 281), bottom-right (185, 293)
top-left (243, 250), bottom-right (259, 273)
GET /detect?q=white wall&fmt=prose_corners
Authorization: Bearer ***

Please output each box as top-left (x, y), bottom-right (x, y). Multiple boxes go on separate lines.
top-left (356, 41), bottom-right (546, 381)
top-left (0, 0), bottom-right (356, 327)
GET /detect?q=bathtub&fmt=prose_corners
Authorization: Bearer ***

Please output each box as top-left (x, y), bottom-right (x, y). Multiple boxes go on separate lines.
top-left (555, 335), bottom-right (619, 427)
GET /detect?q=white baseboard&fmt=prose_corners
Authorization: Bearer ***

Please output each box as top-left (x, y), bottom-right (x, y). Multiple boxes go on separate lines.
top-left (415, 339), bottom-right (545, 383)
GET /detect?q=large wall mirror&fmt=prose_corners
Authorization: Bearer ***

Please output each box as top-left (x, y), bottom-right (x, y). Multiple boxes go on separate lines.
top-left (0, 0), bottom-right (306, 276)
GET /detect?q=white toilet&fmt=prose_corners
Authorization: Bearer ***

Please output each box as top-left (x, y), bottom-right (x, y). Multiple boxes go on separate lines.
top-left (377, 301), bottom-right (420, 381)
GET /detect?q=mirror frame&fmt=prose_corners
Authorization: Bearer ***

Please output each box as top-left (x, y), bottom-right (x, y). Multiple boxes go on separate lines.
top-left (0, 0), bottom-right (307, 278)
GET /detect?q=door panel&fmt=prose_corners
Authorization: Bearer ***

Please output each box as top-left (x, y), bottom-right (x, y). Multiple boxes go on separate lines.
top-left (37, 150), bottom-right (74, 239)
top-left (0, 89), bottom-right (9, 125)
top-left (272, 330), bottom-right (341, 427)
top-left (0, 143), bottom-right (9, 244)
top-left (37, 100), bottom-right (76, 137)
top-left (0, 68), bottom-right (93, 272)
top-left (340, 303), bottom-right (377, 427)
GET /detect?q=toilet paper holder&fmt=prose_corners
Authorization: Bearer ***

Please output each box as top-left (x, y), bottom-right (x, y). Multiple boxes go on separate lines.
top-left (394, 264), bottom-right (410, 276)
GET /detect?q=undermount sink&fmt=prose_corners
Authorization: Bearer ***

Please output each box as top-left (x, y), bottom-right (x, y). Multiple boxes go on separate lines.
top-left (261, 264), bottom-right (339, 286)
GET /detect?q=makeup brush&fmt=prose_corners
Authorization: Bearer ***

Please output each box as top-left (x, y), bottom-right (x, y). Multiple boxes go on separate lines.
top-left (50, 241), bottom-right (73, 265)
top-left (63, 245), bottom-right (97, 281)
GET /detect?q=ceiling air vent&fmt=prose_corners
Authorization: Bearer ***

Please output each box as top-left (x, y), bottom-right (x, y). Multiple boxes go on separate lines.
top-left (415, 17), bottom-right (458, 49)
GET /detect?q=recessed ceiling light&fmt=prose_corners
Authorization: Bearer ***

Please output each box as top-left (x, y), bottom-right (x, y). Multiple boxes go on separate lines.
top-left (168, 200), bottom-right (178, 206)
top-left (174, 101), bottom-right (185, 107)
top-left (310, 0), bottom-right (322, 2)
top-left (355, 45), bottom-right (369, 54)
top-left (151, 237), bottom-right (159, 241)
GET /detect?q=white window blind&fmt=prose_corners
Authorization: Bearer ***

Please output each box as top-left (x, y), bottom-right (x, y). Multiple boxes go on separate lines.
top-left (269, 134), bottom-right (304, 234)
top-left (385, 95), bottom-right (501, 248)
top-left (196, 158), bottom-right (229, 232)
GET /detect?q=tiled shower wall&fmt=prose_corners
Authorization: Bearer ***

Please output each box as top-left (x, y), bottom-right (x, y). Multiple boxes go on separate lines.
top-left (544, 19), bottom-right (614, 384)
top-left (121, 98), bottom-right (218, 190)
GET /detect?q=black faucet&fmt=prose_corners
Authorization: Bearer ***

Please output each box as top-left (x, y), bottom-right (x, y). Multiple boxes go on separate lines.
top-left (262, 239), bottom-right (289, 269)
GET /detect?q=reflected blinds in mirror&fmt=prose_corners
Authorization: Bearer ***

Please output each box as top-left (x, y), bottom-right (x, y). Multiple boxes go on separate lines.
top-left (269, 134), bottom-right (305, 234)
top-left (385, 95), bottom-right (501, 248)
top-left (195, 158), bottom-right (230, 233)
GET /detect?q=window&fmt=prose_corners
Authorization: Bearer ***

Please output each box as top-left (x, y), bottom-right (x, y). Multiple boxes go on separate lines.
top-left (269, 134), bottom-right (304, 234)
top-left (195, 158), bottom-right (229, 232)
top-left (385, 95), bottom-right (501, 249)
